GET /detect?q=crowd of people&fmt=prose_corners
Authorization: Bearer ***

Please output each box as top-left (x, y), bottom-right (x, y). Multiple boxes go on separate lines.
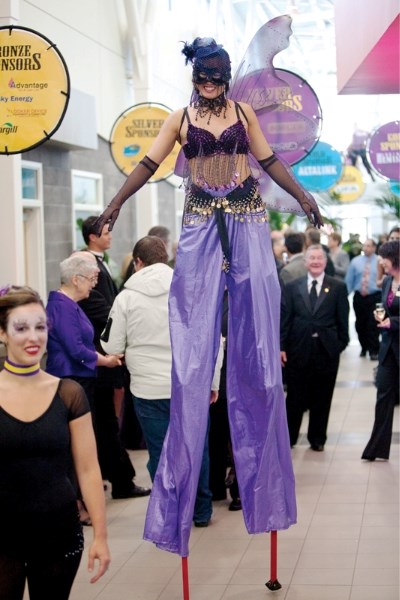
top-left (0, 31), bottom-right (398, 598)
top-left (1, 220), bottom-right (398, 599)
top-left (274, 226), bottom-right (399, 461)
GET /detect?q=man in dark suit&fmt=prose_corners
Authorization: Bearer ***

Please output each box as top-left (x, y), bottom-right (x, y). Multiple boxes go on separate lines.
top-left (79, 216), bottom-right (150, 499)
top-left (280, 244), bottom-right (350, 451)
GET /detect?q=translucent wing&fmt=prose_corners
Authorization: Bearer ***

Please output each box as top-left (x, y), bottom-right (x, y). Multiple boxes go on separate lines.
top-left (229, 15), bottom-right (321, 166)
top-left (229, 15), bottom-right (294, 107)
top-left (174, 146), bottom-right (186, 178)
top-left (228, 15), bottom-right (322, 214)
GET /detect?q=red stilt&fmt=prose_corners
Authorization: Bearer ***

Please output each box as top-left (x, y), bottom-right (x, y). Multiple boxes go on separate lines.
top-left (270, 530), bottom-right (278, 581)
top-left (265, 530), bottom-right (282, 591)
top-left (181, 556), bottom-right (190, 600)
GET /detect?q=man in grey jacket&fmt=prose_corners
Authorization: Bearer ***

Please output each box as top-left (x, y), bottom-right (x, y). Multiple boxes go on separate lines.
top-left (101, 235), bottom-right (223, 527)
top-left (279, 232), bottom-right (307, 286)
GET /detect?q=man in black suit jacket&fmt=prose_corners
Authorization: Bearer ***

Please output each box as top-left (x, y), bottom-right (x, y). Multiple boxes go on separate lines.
top-left (79, 216), bottom-right (150, 499)
top-left (280, 244), bottom-right (350, 451)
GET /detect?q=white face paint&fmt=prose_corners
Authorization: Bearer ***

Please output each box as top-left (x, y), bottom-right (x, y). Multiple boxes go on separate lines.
top-left (3, 303), bottom-right (48, 365)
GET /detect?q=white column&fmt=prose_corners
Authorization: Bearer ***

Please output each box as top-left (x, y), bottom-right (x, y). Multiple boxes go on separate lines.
top-left (0, 0), bottom-right (25, 285)
top-left (124, 0), bottom-right (159, 235)
top-left (0, 0), bottom-right (19, 26)
top-left (135, 185), bottom-right (158, 240)
top-left (0, 156), bottom-right (25, 284)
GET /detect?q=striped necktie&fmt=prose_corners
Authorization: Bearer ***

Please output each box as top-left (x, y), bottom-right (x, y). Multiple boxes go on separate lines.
top-left (360, 259), bottom-right (370, 296)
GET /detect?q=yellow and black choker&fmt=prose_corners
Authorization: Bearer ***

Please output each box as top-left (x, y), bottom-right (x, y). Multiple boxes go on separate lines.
top-left (3, 358), bottom-right (40, 377)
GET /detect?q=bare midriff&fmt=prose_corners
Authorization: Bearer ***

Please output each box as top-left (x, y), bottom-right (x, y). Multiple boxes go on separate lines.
top-left (188, 153), bottom-right (252, 192)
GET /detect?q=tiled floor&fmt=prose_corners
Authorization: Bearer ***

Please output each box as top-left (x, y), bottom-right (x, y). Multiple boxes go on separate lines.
top-left (39, 340), bottom-right (400, 600)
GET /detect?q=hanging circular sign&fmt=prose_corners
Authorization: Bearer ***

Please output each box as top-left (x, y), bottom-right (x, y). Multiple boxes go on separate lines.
top-left (292, 140), bottom-right (343, 191)
top-left (109, 103), bottom-right (180, 182)
top-left (332, 165), bottom-right (365, 203)
top-left (367, 120), bottom-right (400, 181)
top-left (389, 180), bottom-right (400, 197)
top-left (0, 26), bottom-right (70, 154)
top-left (272, 69), bottom-right (322, 165)
top-left (239, 69), bottom-right (322, 166)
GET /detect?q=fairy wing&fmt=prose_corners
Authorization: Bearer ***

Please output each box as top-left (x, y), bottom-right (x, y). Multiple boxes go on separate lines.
top-left (229, 15), bottom-right (321, 166)
top-left (229, 15), bottom-right (323, 214)
top-left (229, 15), bottom-right (294, 107)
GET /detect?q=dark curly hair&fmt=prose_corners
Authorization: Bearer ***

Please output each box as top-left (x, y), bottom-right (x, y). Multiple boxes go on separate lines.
top-left (379, 240), bottom-right (400, 270)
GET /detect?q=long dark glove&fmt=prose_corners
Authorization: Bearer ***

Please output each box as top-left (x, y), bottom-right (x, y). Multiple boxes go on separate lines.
top-left (258, 154), bottom-right (324, 228)
top-left (94, 155), bottom-right (159, 234)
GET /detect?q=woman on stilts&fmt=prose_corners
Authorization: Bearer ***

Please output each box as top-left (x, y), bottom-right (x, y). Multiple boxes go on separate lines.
top-left (96, 34), bottom-right (324, 560)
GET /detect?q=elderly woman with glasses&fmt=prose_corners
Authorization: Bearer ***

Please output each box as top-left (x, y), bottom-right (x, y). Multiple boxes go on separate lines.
top-left (45, 254), bottom-right (123, 525)
top-left (46, 254), bottom-right (122, 398)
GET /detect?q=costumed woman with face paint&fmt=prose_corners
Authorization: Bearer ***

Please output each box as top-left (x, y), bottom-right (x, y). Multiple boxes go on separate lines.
top-left (96, 37), bottom-right (324, 557)
top-left (0, 286), bottom-right (110, 599)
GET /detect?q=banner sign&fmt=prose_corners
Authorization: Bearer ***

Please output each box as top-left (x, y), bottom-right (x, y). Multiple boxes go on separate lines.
top-left (332, 166), bottom-right (365, 203)
top-left (249, 69), bottom-right (322, 166)
top-left (109, 103), bottom-right (180, 182)
top-left (368, 120), bottom-right (400, 181)
top-left (0, 26), bottom-right (70, 154)
top-left (389, 180), bottom-right (400, 197)
top-left (292, 141), bottom-right (343, 191)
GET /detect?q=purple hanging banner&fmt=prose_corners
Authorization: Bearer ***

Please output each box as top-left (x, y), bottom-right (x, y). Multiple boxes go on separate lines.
top-left (368, 121), bottom-right (400, 181)
top-left (260, 68), bottom-right (322, 165)
top-left (230, 67), bottom-right (322, 166)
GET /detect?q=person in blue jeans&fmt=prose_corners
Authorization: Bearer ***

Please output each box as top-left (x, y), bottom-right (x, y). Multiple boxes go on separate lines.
top-left (133, 397), bottom-right (212, 526)
top-left (101, 235), bottom-right (222, 527)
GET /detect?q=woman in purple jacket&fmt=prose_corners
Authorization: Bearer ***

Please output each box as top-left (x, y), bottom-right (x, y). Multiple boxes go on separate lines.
top-left (46, 254), bottom-right (122, 391)
top-left (46, 254), bottom-right (122, 523)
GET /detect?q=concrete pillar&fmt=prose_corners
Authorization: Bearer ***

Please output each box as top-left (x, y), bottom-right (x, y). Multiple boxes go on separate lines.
top-left (0, 0), bottom-right (19, 26)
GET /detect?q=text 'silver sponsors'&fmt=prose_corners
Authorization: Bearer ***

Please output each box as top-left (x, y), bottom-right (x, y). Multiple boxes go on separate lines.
top-left (0, 26), bottom-right (70, 154)
top-left (109, 103), bottom-right (180, 182)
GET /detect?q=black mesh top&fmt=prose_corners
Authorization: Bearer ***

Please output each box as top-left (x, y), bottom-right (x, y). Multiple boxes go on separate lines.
top-left (0, 378), bottom-right (90, 516)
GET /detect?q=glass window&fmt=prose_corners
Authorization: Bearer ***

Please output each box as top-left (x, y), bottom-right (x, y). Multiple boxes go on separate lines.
top-left (72, 170), bottom-right (103, 250)
top-left (21, 164), bottom-right (41, 200)
top-left (73, 175), bottom-right (98, 205)
top-left (74, 210), bottom-right (98, 250)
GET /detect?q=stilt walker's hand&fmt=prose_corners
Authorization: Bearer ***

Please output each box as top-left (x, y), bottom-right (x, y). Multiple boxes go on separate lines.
top-left (258, 154), bottom-right (324, 228)
top-left (93, 155), bottom-right (160, 236)
top-left (299, 196), bottom-right (324, 229)
top-left (94, 203), bottom-right (121, 234)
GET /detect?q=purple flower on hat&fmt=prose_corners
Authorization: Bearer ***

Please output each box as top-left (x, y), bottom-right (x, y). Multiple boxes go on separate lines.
top-left (0, 284), bottom-right (11, 297)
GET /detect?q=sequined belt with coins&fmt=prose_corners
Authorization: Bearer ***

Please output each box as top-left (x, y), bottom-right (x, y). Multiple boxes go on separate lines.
top-left (184, 176), bottom-right (267, 273)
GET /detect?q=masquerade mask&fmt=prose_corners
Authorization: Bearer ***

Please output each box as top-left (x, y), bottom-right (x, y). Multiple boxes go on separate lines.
top-left (182, 37), bottom-right (231, 88)
top-left (193, 72), bottom-right (226, 86)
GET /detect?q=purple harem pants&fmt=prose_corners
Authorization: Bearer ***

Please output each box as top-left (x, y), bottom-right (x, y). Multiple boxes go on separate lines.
top-left (143, 200), bottom-right (297, 556)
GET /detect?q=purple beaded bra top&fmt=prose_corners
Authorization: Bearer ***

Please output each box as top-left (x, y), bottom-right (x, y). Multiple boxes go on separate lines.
top-left (181, 102), bottom-right (251, 196)
top-left (183, 121), bottom-right (249, 159)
